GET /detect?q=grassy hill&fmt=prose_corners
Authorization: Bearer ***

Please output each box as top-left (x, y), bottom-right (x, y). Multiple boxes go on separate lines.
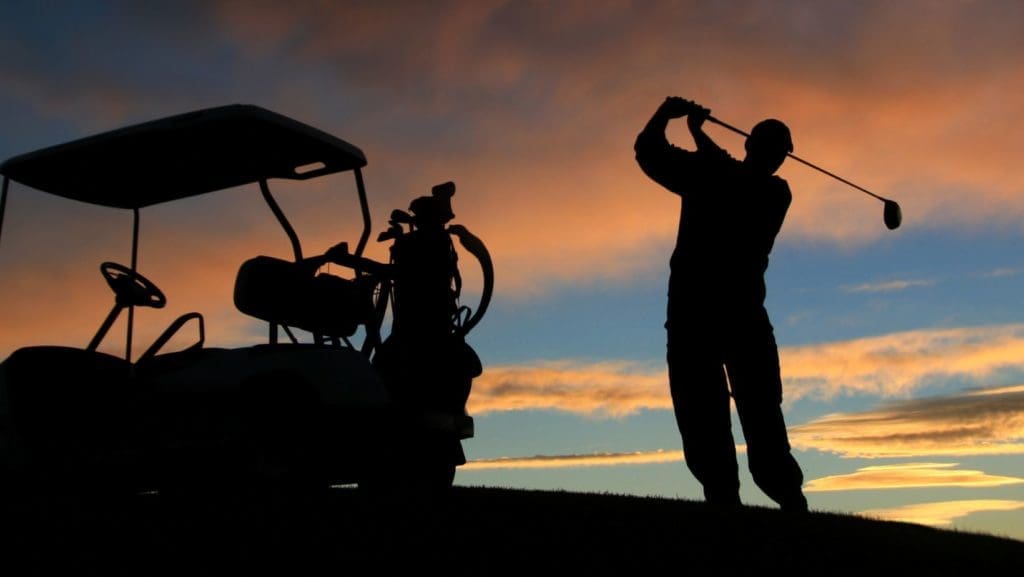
top-left (4, 485), bottom-right (1022, 575)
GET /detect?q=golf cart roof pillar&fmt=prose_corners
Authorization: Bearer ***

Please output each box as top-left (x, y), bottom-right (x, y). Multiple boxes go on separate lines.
top-left (257, 177), bottom-right (300, 347)
top-left (258, 178), bottom-right (303, 262)
top-left (0, 176), bottom-right (8, 250)
top-left (354, 167), bottom-right (370, 258)
top-left (126, 207), bottom-right (140, 362)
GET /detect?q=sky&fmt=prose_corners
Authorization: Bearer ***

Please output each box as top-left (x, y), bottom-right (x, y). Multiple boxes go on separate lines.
top-left (1, 0), bottom-right (1023, 541)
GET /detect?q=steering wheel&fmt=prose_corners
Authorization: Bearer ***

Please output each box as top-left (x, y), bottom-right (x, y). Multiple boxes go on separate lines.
top-left (100, 261), bottom-right (167, 309)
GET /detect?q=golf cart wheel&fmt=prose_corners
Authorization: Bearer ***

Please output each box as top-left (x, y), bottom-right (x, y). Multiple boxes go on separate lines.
top-left (357, 462), bottom-right (456, 505)
top-left (407, 457), bottom-right (457, 495)
top-left (359, 434), bottom-right (459, 501)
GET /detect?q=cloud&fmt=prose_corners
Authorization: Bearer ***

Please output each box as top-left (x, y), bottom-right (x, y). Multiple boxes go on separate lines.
top-left (859, 499), bottom-right (1024, 528)
top-left (781, 324), bottom-right (1024, 402)
top-left (462, 449), bottom-right (682, 471)
top-left (841, 279), bottom-right (934, 293)
top-left (468, 325), bottom-right (1024, 417)
top-left (463, 381), bottom-right (1024, 472)
top-left (469, 360), bottom-right (669, 417)
top-left (804, 463), bottom-right (1024, 492)
top-left (206, 0), bottom-right (1024, 248)
top-left (469, 375), bottom-right (1024, 466)
top-left (982, 267), bottom-right (1019, 279)
top-left (790, 383), bottom-right (1024, 458)
top-left (0, 3), bottom-right (239, 131)
top-left (9, 236), bottom-right (1023, 424)
top-left (4, 2), bottom-right (1024, 298)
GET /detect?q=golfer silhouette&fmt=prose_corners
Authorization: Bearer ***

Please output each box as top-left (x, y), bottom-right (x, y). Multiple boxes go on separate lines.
top-left (635, 97), bottom-right (807, 511)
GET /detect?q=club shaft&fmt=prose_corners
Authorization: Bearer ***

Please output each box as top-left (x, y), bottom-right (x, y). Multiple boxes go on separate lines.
top-left (707, 116), bottom-right (888, 203)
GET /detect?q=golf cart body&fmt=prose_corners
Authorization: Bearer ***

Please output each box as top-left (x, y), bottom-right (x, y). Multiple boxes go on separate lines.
top-left (0, 105), bottom-right (481, 493)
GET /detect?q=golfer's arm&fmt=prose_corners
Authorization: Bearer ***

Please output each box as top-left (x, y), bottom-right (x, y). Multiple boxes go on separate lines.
top-left (689, 123), bottom-right (719, 154)
top-left (640, 107), bottom-right (672, 138)
top-left (635, 111), bottom-right (690, 190)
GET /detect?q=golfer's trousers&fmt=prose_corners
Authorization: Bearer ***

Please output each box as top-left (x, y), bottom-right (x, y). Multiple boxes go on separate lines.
top-left (666, 301), bottom-right (805, 506)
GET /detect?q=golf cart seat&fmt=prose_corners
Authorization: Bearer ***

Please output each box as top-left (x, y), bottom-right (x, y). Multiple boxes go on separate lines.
top-left (233, 255), bottom-right (376, 339)
top-left (4, 346), bottom-right (134, 448)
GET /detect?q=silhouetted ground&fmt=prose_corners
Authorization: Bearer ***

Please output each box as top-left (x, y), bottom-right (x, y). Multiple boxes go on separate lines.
top-left (2, 485), bottom-right (1022, 575)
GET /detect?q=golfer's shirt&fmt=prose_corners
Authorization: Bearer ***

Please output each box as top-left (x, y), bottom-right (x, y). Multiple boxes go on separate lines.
top-left (635, 126), bottom-right (791, 308)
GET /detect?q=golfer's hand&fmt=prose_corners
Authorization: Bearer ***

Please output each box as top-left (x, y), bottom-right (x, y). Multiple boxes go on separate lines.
top-left (686, 102), bottom-right (711, 131)
top-left (659, 97), bottom-right (688, 118)
top-left (659, 96), bottom-right (708, 119)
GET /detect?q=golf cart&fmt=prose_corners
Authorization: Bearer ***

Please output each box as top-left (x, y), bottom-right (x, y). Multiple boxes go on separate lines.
top-left (0, 104), bottom-right (492, 497)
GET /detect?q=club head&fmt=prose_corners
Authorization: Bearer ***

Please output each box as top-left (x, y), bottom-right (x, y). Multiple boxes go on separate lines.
top-left (883, 200), bottom-right (902, 230)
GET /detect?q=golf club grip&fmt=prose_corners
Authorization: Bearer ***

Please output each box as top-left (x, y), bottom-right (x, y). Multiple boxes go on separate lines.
top-left (706, 116), bottom-right (888, 203)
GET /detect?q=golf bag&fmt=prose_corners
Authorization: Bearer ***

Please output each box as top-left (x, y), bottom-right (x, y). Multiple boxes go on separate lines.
top-left (373, 182), bottom-right (489, 414)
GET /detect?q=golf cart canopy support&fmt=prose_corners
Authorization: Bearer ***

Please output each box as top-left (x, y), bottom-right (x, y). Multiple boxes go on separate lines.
top-left (0, 104), bottom-right (376, 359)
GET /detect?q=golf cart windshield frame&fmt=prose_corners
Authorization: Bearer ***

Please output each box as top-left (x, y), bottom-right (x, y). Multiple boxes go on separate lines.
top-left (0, 104), bottom-right (375, 359)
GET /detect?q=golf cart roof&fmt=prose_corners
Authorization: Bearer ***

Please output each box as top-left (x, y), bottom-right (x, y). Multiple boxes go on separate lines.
top-left (0, 104), bottom-right (367, 209)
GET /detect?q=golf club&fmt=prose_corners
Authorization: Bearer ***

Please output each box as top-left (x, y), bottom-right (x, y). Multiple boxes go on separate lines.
top-left (707, 116), bottom-right (902, 230)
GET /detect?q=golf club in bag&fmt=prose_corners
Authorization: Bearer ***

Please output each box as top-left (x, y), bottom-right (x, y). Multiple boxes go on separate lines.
top-left (707, 116), bottom-right (902, 231)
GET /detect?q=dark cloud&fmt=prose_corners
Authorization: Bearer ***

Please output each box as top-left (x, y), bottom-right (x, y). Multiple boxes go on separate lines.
top-left (792, 384), bottom-right (1024, 457)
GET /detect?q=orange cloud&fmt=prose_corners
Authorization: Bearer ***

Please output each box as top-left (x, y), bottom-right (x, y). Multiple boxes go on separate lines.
top-left (804, 463), bottom-right (1024, 492)
top-left (13, 1), bottom-right (1019, 296)
top-left (462, 448), bottom-right (682, 471)
top-left (469, 360), bottom-right (669, 417)
top-left (10, 8), bottom-right (1024, 301)
top-left (781, 325), bottom-right (1024, 402)
top-left (280, 0), bottom-right (1024, 296)
top-left (859, 499), bottom-right (1024, 529)
top-left (5, 2), bottom-right (1024, 356)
